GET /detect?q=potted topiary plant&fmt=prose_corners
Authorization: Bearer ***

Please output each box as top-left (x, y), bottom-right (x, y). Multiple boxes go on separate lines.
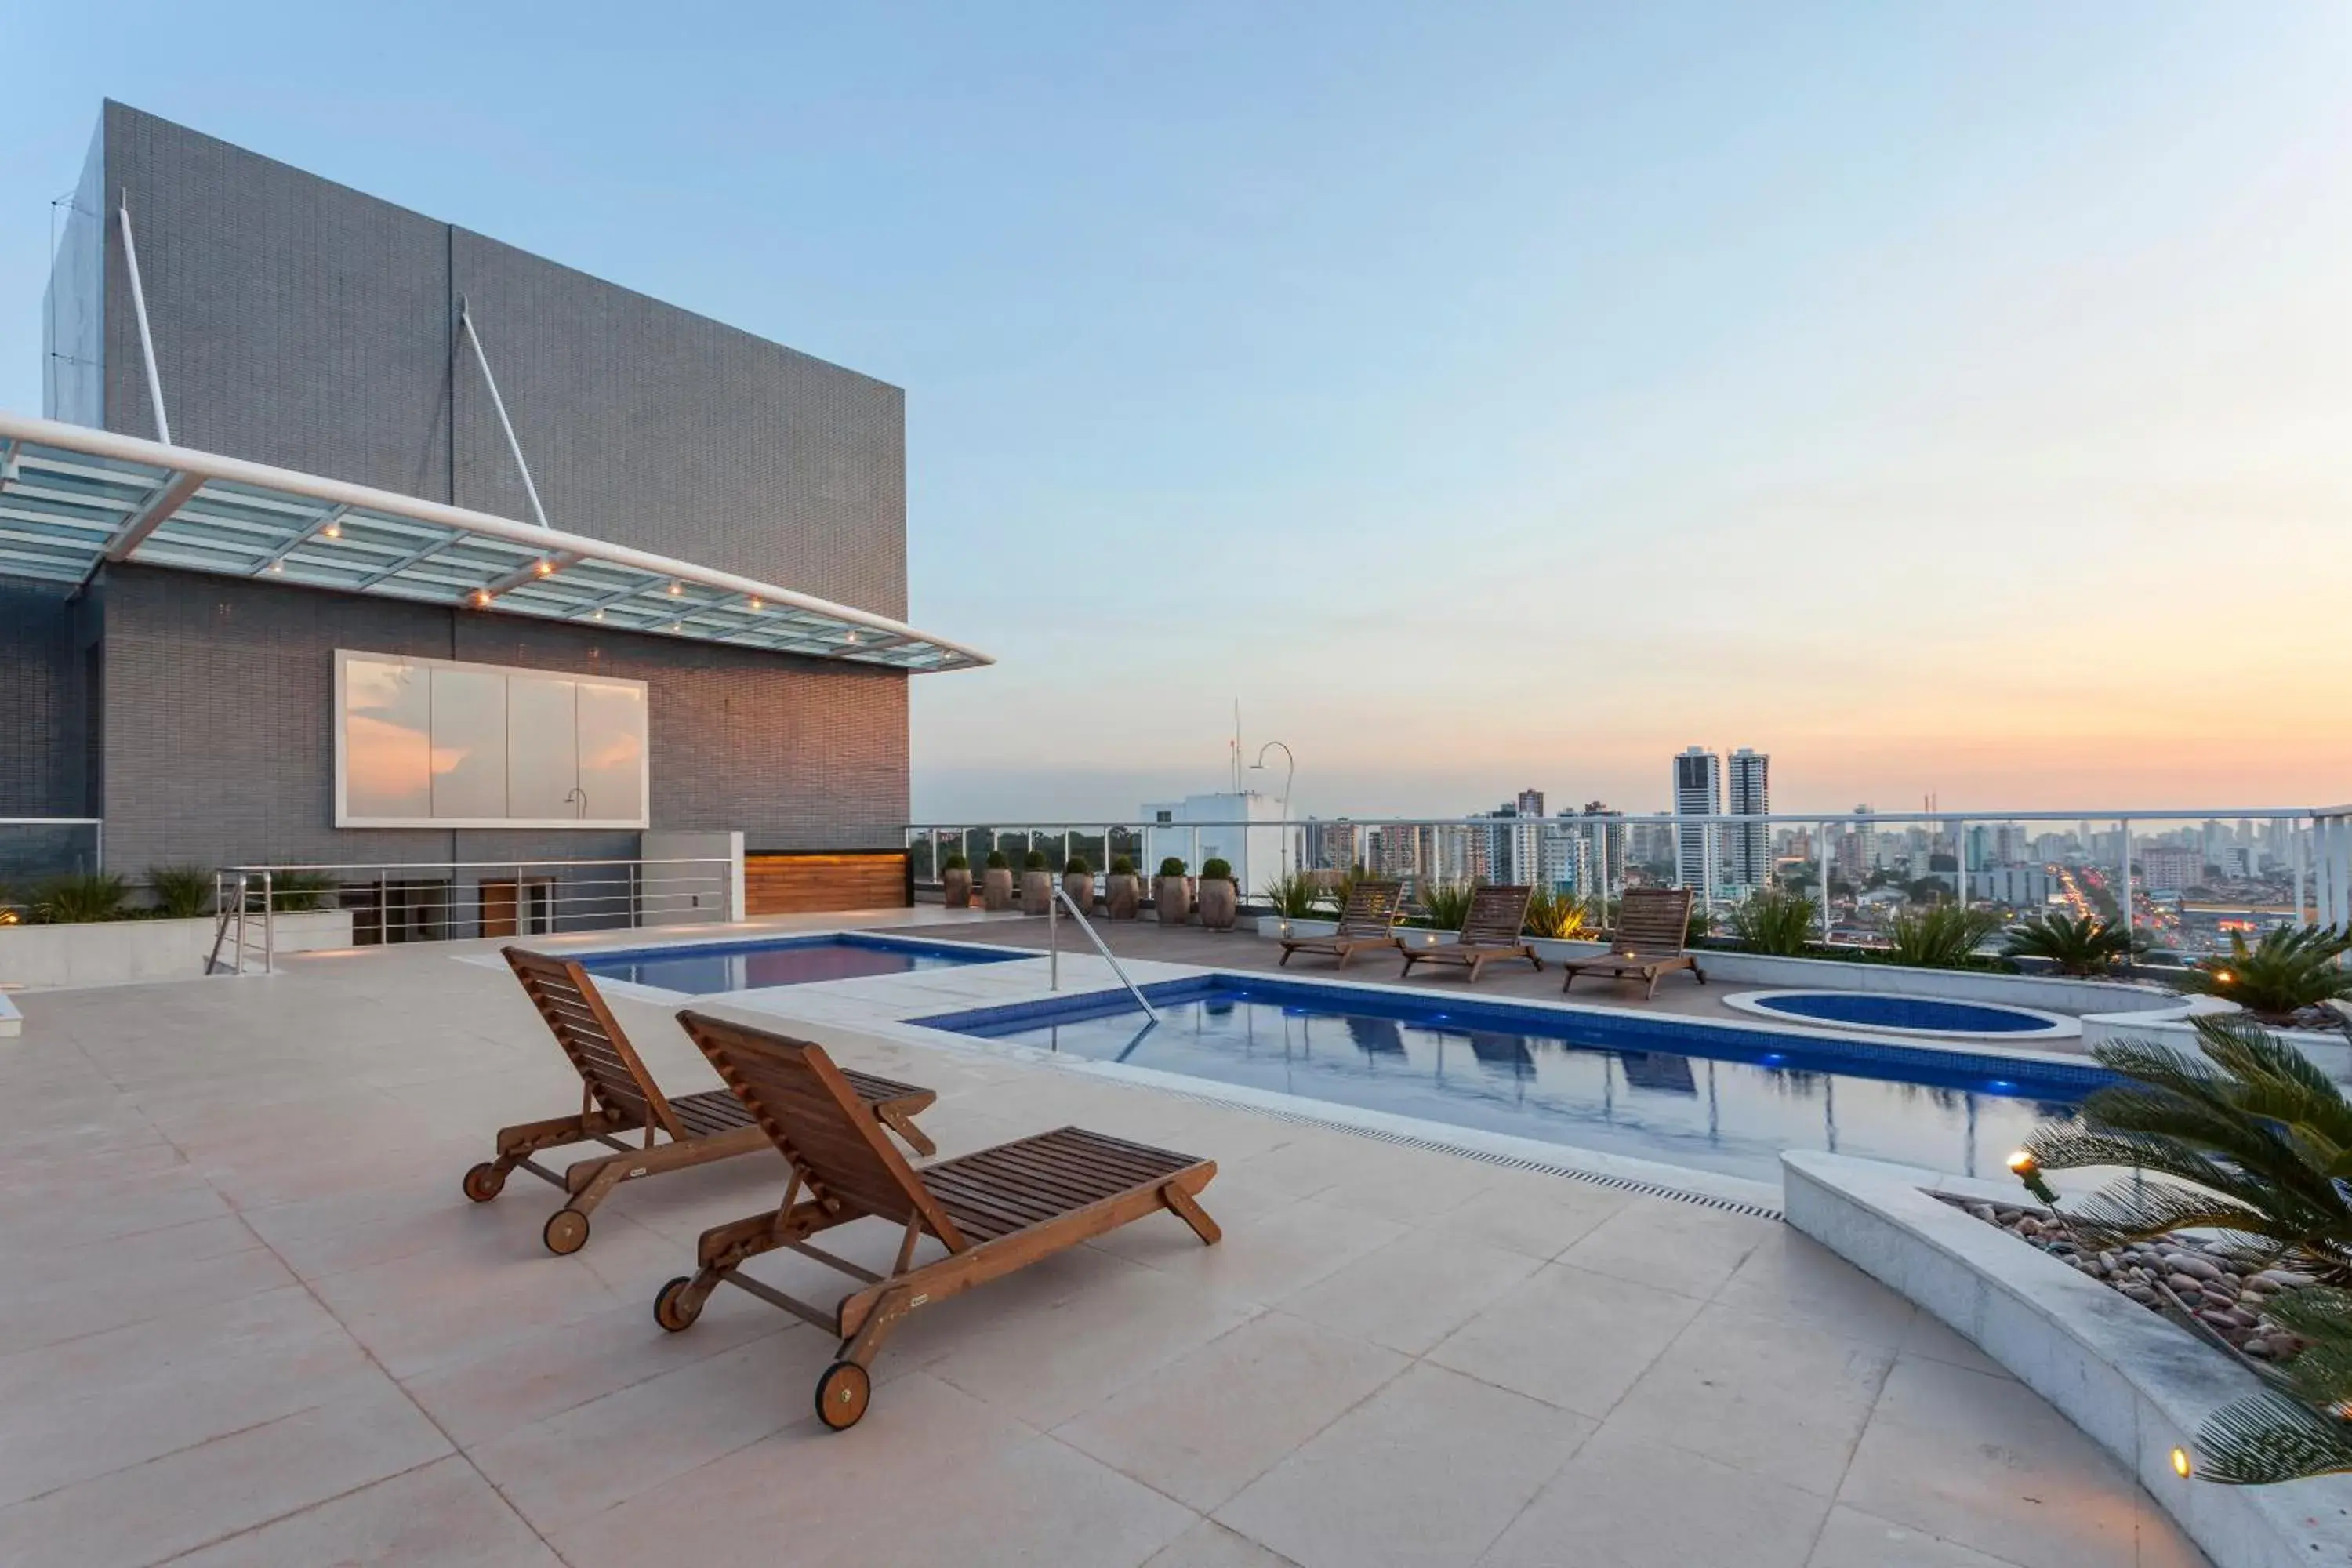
top-left (1106, 855), bottom-right (1141, 919)
top-left (1021, 850), bottom-right (1053, 916)
top-left (982, 850), bottom-right (1014, 911)
top-left (1156, 856), bottom-right (1192, 925)
top-left (1062, 855), bottom-right (1094, 913)
top-left (940, 851), bottom-right (972, 909)
top-left (1197, 857), bottom-right (1239, 931)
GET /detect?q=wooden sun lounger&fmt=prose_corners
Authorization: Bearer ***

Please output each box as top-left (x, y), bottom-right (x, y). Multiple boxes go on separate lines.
top-left (1559, 887), bottom-right (1706, 1000)
top-left (654, 1009), bottom-right (1220, 1431)
top-left (1279, 880), bottom-right (1404, 968)
top-left (463, 949), bottom-right (938, 1255)
top-left (1397, 884), bottom-right (1542, 982)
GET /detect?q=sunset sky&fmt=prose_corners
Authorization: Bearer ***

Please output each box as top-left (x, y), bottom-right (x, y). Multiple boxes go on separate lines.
top-left (8, 4), bottom-right (2349, 820)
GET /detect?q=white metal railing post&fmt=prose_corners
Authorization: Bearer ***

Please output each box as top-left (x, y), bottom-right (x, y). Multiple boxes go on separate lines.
top-left (1818, 823), bottom-right (1832, 941)
top-left (261, 870), bottom-right (275, 975)
top-left (2293, 817), bottom-right (2308, 925)
top-left (1953, 818), bottom-right (1967, 909)
top-left (1048, 876), bottom-right (1058, 989)
top-left (2118, 819), bottom-right (2133, 935)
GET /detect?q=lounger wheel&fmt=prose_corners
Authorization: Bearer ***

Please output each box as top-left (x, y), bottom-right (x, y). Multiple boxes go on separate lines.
top-left (653, 1276), bottom-right (704, 1333)
top-left (461, 1163), bottom-right (506, 1203)
top-left (542, 1207), bottom-right (590, 1255)
top-left (813, 1360), bottom-right (871, 1431)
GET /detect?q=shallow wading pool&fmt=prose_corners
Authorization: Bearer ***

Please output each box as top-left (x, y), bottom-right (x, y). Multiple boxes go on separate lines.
top-left (1719, 989), bottom-right (2078, 1040)
top-left (916, 975), bottom-right (2111, 1185)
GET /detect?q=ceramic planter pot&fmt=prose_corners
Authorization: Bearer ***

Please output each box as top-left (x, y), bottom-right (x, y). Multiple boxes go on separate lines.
top-left (1106, 873), bottom-right (1140, 920)
top-left (1062, 870), bottom-right (1094, 912)
top-left (1156, 875), bottom-right (1192, 925)
top-left (1198, 878), bottom-right (1239, 931)
top-left (1020, 869), bottom-right (1053, 916)
top-left (982, 867), bottom-right (1014, 911)
top-left (941, 868), bottom-right (972, 909)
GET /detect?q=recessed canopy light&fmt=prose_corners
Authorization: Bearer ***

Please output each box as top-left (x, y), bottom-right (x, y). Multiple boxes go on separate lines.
top-left (321, 522), bottom-right (340, 539)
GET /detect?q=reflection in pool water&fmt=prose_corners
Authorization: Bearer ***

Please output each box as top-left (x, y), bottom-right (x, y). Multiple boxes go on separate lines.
top-left (931, 982), bottom-right (2099, 1185)
top-left (579, 933), bottom-right (1017, 995)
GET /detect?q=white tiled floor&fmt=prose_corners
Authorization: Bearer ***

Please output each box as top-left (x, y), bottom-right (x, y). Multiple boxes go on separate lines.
top-left (0, 928), bottom-right (2206, 1566)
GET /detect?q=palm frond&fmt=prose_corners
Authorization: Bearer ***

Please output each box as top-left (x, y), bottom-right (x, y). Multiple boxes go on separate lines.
top-left (2193, 1391), bottom-right (2352, 1485)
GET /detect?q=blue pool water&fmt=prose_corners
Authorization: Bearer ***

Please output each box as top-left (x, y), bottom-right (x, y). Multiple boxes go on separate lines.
top-left (919, 977), bottom-right (2107, 1185)
top-left (579, 934), bottom-right (1018, 995)
top-left (1744, 991), bottom-right (2056, 1035)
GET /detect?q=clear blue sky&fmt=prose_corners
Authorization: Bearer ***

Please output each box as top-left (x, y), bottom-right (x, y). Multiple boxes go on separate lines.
top-left (9, 4), bottom-right (2350, 820)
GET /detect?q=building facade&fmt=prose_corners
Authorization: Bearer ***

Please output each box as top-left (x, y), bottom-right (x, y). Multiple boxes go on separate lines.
top-left (9, 103), bottom-right (982, 897)
top-left (1671, 746), bottom-right (1720, 891)
top-left (1726, 747), bottom-right (1769, 888)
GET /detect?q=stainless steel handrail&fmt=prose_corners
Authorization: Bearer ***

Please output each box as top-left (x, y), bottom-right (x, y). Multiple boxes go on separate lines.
top-left (1048, 883), bottom-right (1163, 1025)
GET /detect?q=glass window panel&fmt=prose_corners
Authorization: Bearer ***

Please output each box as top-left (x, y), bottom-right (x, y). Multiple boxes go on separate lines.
top-left (343, 657), bottom-right (430, 819)
top-left (575, 681), bottom-right (646, 825)
top-left (429, 666), bottom-right (507, 819)
top-left (507, 675), bottom-right (579, 820)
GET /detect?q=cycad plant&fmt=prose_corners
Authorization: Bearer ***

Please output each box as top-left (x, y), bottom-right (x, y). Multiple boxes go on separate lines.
top-left (2002, 912), bottom-right (2136, 976)
top-left (267, 872), bottom-right (339, 913)
top-left (1259, 870), bottom-right (1325, 920)
top-left (1414, 880), bottom-right (1476, 931)
top-left (1730, 890), bottom-right (1818, 956)
top-left (2177, 925), bottom-right (2352, 1025)
top-left (1886, 904), bottom-right (2002, 968)
top-left (2189, 1285), bottom-right (2352, 1483)
top-left (1522, 887), bottom-right (1593, 940)
top-left (146, 863), bottom-right (216, 920)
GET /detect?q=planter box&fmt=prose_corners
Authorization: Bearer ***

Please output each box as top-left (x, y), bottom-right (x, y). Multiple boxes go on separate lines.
top-left (1784, 1150), bottom-right (2352, 1568)
top-left (0, 910), bottom-right (356, 991)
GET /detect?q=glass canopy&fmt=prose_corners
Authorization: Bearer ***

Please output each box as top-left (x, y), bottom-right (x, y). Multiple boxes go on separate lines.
top-left (0, 414), bottom-right (989, 673)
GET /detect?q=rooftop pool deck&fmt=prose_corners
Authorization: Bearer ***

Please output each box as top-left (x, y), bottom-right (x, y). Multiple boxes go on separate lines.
top-left (0, 909), bottom-right (2207, 1567)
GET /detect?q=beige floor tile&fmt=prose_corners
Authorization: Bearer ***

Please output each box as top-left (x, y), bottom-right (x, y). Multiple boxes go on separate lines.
top-left (1055, 1309), bottom-right (1410, 1509)
top-left (0, 1377), bottom-right (449, 1568)
top-left (1602, 1301), bottom-right (1894, 1497)
top-left (1425, 1261), bottom-right (1704, 1417)
top-left (0, 1214), bottom-right (293, 1356)
top-left (1554, 1196), bottom-right (1775, 1301)
top-left (306, 1232), bottom-right (633, 1377)
top-left (468, 1330), bottom-right (828, 1531)
top-left (1216, 1363), bottom-right (1593, 1568)
top-left (1835, 1356), bottom-right (2147, 1568)
top-left (0, 1285), bottom-right (383, 1508)
top-left (1279, 1226), bottom-right (1541, 1356)
top-left (1711, 1225), bottom-right (1919, 1346)
top-left (1127, 1194), bottom-right (1410, 1306)
top-left (1477, 1428), bottom-right (1831, 1568)
top-left (165, 1454), bottom-right (560, 1567)
top-left (919, 1250), bottom-right (1261, 1427)
top-left (1806, 1504), bottom-right (2031, 1567)
top-left (1896, 1310), bottom-right (2015, 1380)
top-left (1435, 1169), bottom-right (1632, 1260)
top-left (1308, 1143), bottom-right (1500, 1222)
top-left (1145, 1519), bottom-right (1305, 1567)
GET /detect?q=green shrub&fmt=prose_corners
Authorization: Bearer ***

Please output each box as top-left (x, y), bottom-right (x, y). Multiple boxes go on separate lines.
top-left (1886, 904), bottom-right (2002, 968)
top-left (31, 873), bottom-right (131, 924)
top-left (1686, 902), bottom-right (1715, 944)
top-left (2003, 912), bottom-right (2135, 976)
top-left (1022, 850), bottom-right (1048, 871)
top-left (147, 863), bottom-right (216, 920)
top-left (1065, 855), bottom-right (1092, 876)
top-left (1730, 890), bottom-right (1817, 956)
top-left (942, 851), bottom-right (969, 872)
top-left (1523, 887), bottom-right (1592, 940)
top-left (2178, 925), bottom-right (2352, 1024)
top-left (1110, 855), bottom-right (1135, 877)
top-left (1416, 880), bottom-right (1475, 931)
top-left (268, 872), bottom-right (339, 913)
top-left (1158, 857), bottom-right (1186, 878)
top-left (1200, 857), bottom-right (1233, 882)
top-left (985, 850), bottom-right (1010, 870)
top-left (1261, 870), bottom-right (1323, 918)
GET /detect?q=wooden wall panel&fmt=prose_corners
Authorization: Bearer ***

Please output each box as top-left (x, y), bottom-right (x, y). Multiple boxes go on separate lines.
top-left (744, 851), bottom-right (910, 916)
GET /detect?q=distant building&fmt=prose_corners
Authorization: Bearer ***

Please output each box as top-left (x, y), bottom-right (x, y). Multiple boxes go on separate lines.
top-left (1303, 820), bottom-right (1357, 872)
top-left (1671, 746), bottom-right (1721, 891)
top-left (1141, 792), bottom-right (1287, 891)
top-left (1835, 805), bottom-right (1875, 887)
top-left (1993, 823), bottom-right (2029, 864)
top-left (1971, 866), bottom-right (2057, 906)
top-left (2140, 846), bottom-right (2204, 895)
top-left (1726, 748), bottom-right (1769, 888)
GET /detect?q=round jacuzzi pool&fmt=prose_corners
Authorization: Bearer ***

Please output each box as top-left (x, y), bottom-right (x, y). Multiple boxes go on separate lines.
top-left (1721, 989), bottom-right (2079, 1041)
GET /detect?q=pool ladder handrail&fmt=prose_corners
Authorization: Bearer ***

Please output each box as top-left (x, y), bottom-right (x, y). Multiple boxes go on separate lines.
top-left (1047, 881), bottom-right (1164, 1025)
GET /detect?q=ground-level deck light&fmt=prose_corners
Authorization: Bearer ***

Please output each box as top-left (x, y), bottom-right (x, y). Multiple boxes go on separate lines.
top-left (2007, 1147), bottom-right (2058, 1204)
top-left (2170, 1446), bottom-right (2192, 1479)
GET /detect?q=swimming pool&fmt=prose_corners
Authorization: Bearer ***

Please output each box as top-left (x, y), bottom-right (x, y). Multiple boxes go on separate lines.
top-left (1720, 989), bottom-right (2078, 1040)
top-left (579, 933), bottom-right (1020, 995)
top-left (917, 976), bottom-right (2108, 1185)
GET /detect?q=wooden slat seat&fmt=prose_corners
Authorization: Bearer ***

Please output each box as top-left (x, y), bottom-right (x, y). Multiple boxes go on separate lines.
top-left (1279, 880), bottom-right (1405, 969)
top-left (1397, 885), bottom-right (1544, 983)
top-left (656, 1011), bottom-right (1220, 1431)
top-left (1559, 887), bottom-right (1706, 1000)
top-left (461, 949), bottom-right (938, 1255)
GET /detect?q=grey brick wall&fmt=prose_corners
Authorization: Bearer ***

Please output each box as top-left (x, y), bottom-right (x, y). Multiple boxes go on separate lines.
top-left (0, 580), bottom-right (89, 816)
top-left (96, 566), bottom-right (906, 872)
